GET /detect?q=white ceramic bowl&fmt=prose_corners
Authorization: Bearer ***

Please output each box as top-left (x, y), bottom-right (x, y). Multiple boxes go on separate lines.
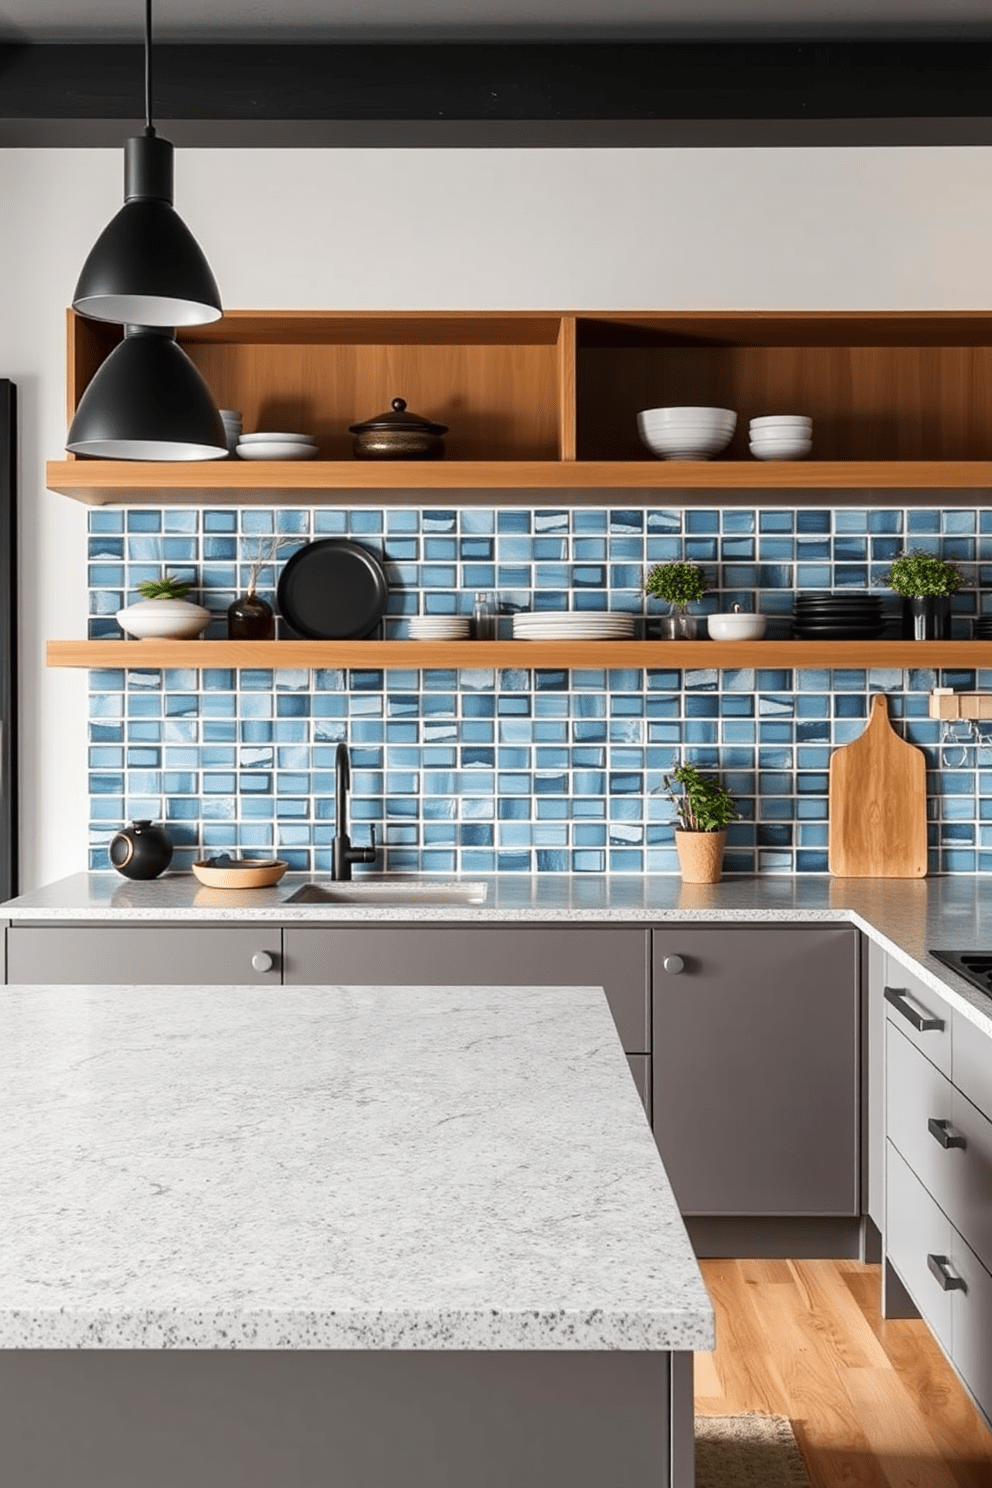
top-left (116, 597), bottom-right (212, 640)
top-left (638, 406), bottom-right (737, 427)
top-left (239, 431), bottom-right (317, 444)
top-left (749, 414), bottom-right (811, 430)
top-left (236, 442), bottom-right (319, 461)
top-left (639, 430), bottom-right (734, 460)
top-left (707, 612), bottom-right (768, 640)
top-left (749, 441), bottom-right (812, 462)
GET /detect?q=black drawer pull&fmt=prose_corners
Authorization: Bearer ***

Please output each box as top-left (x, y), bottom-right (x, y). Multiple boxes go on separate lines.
top-left (927, 1253), bottom-right (967, 1292)
top-left (884, 985), bottom-right (945, 1033)
top-left (928, 1117), bottom-right (967, 1150)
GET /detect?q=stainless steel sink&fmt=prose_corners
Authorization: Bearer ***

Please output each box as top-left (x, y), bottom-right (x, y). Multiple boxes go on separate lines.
top-left (285, 879), bottom-right (489, 907)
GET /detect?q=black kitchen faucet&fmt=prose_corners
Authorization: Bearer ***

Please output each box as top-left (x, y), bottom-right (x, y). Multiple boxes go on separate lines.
top-left (332, 741), bottom-right (377, 881)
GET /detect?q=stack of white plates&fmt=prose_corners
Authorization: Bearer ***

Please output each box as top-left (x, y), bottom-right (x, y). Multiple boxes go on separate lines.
top-left (749, 415), bottom-right (812, 461)
top-left (512, 612), bottom-right (636, 640)
top-left (408, 616), bottom-right (471, 639)
top-left (219, 408), bottom-right (242, 455)
top-left (236, 431), bottom-right (319, 461)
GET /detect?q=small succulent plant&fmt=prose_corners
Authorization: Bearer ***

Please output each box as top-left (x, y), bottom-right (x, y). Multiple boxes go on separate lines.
top-left (136, 573), bottom-right (192, 601)
top-left (644, 561), bottom-right (708, 612)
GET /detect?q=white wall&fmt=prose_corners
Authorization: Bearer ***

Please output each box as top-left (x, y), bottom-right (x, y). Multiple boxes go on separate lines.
top-left (2, 143), bottom-right (991, 890)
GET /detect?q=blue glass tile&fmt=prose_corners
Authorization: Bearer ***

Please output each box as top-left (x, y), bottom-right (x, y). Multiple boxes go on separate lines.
top-left (350, 510), bottom-right (383, 534)
top-left (759, 510), bottom-right (794, 533)
top-left (867, 510), bottom-right (902, 534)
top-left (796, 510), bottom-right (830, 534)
top-left (127, 510), bottom-right (162, 532)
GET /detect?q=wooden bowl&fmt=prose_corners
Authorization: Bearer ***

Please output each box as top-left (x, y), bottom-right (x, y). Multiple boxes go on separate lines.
top-left (191, 859), bottom-right (288, 890)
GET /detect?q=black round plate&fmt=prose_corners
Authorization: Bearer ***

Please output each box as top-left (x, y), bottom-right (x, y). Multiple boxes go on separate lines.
top-left (277, 539), bottom-right (388, 640)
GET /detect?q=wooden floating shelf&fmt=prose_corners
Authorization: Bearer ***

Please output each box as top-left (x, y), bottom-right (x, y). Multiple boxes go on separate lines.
top-left (44, 459), bottom-right (992, 506)
top-left (46, 639), bottom-right (992, 670)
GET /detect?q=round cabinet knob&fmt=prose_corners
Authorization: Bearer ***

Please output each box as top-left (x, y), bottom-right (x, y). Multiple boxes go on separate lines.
top-left (251, 951), bottom-right (274, 973)
top-left (662, 954), bottom-right (685, 975)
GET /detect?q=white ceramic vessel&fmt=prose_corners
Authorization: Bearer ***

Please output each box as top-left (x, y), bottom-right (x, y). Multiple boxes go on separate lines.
top-left (706, 612), bottom-right (768, 640)
top-left (116, 597), bottom-right (213, 640)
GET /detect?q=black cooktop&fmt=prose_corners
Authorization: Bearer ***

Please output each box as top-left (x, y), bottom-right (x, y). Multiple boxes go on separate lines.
top-left (931, 950), bottom-right (992, 998)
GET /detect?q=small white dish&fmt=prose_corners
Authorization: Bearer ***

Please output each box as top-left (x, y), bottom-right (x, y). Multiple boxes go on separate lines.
top-left (116, 597), bottom-right (212, 640)
top-left (638, 406), bottom-right (737, 424)
top-left (749, 442), bottom-right (812, 461)
top-left (707, 612), bottom-right (768, 640)
top-left (236, 442), bottom-right (319, 461)
top-left (749, 414), bottom-right (811, 430)
top-left (238, 431), bottom-right (317, 444)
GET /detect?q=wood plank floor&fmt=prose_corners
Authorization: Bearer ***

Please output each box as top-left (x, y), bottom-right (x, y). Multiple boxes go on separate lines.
top-left (695, 1258), bottom-right (992, 1488)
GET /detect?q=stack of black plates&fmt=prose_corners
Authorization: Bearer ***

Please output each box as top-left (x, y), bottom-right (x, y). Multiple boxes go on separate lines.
top-left (793, 592), bottom-right (886, 639)
top-left (974, 616), bottom-right (992, 639)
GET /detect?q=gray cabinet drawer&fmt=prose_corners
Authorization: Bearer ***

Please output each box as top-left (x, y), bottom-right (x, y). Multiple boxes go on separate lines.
top-left (885, 1020), bottom-right (958, 1218)
top-left (886, 1142), bottom-right (954, 1355)
top-left (882, 953), bottom-right (951, 1077)
top-left (953, 1009), bottom-right (992, 1125)
top-left (284, 926), bottom-right (650, 1053)
top-left (948, 1087), bottom-right (992, 1273)
top-left (951, 1231), bottom-right (992, 1429)
top-left (6, 927), bottom-right (283, 985)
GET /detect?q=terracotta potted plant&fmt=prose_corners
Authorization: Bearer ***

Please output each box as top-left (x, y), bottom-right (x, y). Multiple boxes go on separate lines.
top-left (663, 763), bottom-right (741, 883)
top-left (644, 561), bottom-right (708, 639)
top-left (882, 551), bottom-right (964, 640)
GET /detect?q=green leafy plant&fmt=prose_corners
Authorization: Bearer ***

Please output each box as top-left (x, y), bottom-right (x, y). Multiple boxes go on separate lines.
top-left (662, 763), bottom-right (741, 834)
top-left (137, 573), bottom-right (192, 601)
top-left (882, 551), bottom-right (963, 598)
top-left (644, 561), bottom-right (708, 612)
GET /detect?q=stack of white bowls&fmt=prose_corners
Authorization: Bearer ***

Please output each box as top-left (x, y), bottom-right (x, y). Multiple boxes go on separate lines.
top-left (636, 406), bottom-right (737, 461)
top-left (236, 431), bottom-right (319, 461)
top-left (219, 408), bottom-right (242, 455)
top-left (408, 616), bottom-right (471, 640)
top-left (749, 415), bottom-right (812, 461)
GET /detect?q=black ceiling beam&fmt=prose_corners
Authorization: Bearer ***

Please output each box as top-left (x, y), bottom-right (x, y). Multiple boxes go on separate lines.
top-left (2, 40), bottom-right (992, 147)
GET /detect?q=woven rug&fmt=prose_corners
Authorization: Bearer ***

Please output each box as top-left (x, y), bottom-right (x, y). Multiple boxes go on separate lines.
top-left (696, 1414), bottom-right (812, 1488)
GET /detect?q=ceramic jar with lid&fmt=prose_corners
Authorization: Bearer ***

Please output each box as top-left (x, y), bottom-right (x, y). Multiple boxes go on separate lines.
top-left (109, 820), bottom-right (173, 880)
top-left (348, 398), bottom-right (448, 460)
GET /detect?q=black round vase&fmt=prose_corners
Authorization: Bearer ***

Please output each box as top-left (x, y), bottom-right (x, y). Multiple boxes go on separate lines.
top-left (227, 592), bottom-right (275, 640)
top-left (109, 820), bottom-right (173, 880)
top-left (902, 594), bottom-right (952, 640)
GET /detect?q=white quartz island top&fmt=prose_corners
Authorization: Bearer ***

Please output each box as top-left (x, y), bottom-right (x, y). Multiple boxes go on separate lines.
top-left (0, 979), bottom-right (714, 1353)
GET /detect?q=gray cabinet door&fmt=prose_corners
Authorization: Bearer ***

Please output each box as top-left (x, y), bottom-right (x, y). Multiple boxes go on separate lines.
top-left (6, 927), bottom-right (283, 985)
top-left (284, 926), bottom-right (650, 1052)
top-left (886, 1142), bottom-right (954, 1355)
top-left (652, 925), bottom-right (859, 1216)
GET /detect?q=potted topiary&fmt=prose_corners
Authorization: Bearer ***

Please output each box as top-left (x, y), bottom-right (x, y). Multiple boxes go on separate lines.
top-left (644, 561), bottom-right (708, 639)
top-left (662, 763), bottom-right (742, 883)
top-left (116, 572), bottom-right (212, 641)
top-left (882, 551), bottom-right (964, 640)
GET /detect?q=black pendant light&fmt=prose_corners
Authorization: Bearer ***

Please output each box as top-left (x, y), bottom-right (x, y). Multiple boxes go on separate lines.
top-left (72, 0), bottom-right (222, 327)
top-left (66, 327), bottom-right (227, 461)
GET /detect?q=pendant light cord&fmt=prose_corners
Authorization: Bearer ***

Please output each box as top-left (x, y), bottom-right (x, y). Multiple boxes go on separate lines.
top-left (144, 0), bottom-right (155, 136)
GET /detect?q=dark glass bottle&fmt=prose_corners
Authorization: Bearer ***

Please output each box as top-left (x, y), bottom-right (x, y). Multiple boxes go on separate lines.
top-left (227, 592), bottom-right (275, 640)
top-left (108, 820), bottom-right (173, 880)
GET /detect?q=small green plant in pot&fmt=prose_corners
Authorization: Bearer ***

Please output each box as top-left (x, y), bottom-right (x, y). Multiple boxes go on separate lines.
top-left (644, 561), bottom-right (708, 639)
top-left (662, 763), bottom-right (741, 883)
top-left (116, 570), bottom-right (212, 642)
top-left (882, 551), bottom-right (963, 640)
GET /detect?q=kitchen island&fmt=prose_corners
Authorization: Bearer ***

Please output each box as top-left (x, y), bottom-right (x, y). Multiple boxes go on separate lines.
top-left (0, 978), bottom-right (713, 1488)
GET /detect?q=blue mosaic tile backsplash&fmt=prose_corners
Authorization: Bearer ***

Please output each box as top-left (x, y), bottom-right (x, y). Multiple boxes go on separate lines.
top-left (86, 503), bottom-right (992, 876)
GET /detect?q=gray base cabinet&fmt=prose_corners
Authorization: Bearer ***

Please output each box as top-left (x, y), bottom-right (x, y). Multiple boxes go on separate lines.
top-left (5, 926), bottom-right (283, 985)
top-left (652, 925), bottom-right (860, 1217)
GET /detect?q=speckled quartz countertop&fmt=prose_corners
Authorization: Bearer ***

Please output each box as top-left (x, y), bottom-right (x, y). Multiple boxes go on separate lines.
top-left (6, 870), bottom-right (992, 1035)
top-left (0, 979), bottom-right (714, 1353)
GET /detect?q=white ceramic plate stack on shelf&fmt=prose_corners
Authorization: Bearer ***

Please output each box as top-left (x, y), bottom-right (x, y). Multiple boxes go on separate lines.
top-left (636, 406), bottom-right (737, 461)
top-left (408, 616), bottom-right (471, 640)
top-left (512, 612), bottom-right (636, 641)
top-left (236, 431), bottom-right (320, 461)
top-left (749, 415), bottom-right (812, 461)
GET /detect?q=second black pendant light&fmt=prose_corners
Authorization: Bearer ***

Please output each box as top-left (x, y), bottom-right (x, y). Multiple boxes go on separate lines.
top-left (67, 0), bottom-right (226, 462)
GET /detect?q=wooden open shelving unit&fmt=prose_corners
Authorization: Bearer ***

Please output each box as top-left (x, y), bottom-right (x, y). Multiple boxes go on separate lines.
top-left (47, 309), bottom-right (992, 506)
top-left (46, 639), bottom-right (992, 670)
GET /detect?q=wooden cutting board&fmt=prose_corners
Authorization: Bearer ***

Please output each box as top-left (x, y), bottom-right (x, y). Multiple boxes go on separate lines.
top-left (828, 694), bottom-right (928, 878)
